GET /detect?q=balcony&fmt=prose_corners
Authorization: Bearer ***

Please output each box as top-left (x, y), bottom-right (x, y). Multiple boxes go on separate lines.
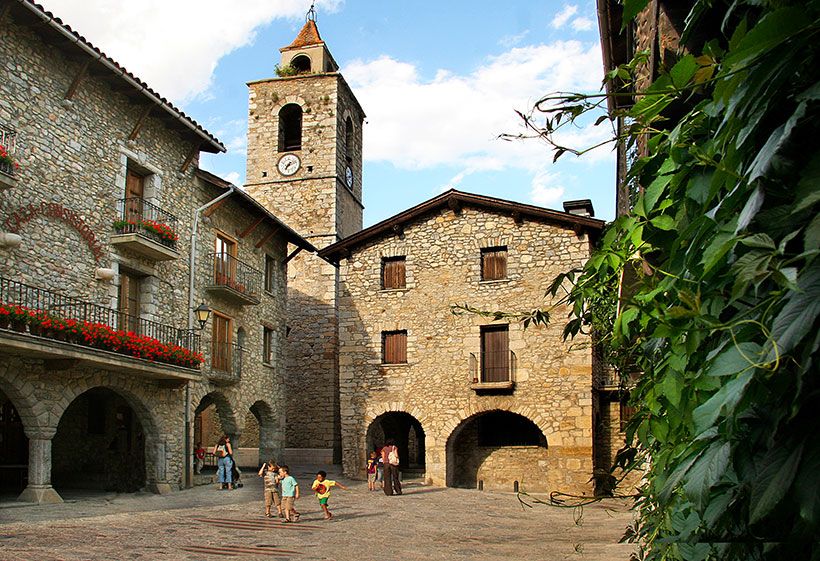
top-left (469, 350), bottom-right (517, 392)
top-left (0, 276), bottom-right (202, 382)
top-left (0, 126), bottom-right (19, 190)
top-left (110, 198), bottom-right (180, 261)
top-left (207, 341), bottom-right (243, 385)
top-left (205, 253), bottom-right (262, 305)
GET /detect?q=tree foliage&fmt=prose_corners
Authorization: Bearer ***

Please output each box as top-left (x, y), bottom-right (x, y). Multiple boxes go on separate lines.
top-left (523, 1), bottom-right (819, 559)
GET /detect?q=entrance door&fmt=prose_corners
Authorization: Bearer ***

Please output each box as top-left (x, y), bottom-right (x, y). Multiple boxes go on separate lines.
top-left (212, 313), bottom-right (232, 372)
top-left (125, 169), bottom-right (145, 223)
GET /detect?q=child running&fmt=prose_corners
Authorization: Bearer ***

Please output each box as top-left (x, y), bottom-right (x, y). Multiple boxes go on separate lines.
top-left (257, 459), bottom-right (282, 518)
top-left (366, 451), bottom-right (378, 491)
top-left (278, 465), bottom-right (300, 522)
top-left (311, 470), bottom-right (348, 520)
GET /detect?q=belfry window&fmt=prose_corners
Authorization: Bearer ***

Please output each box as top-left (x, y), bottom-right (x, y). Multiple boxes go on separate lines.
top-left (345, 116), bottom-right (354, 161)
top-left (291, 55), bottom-right (311, 74)
top-left (279, 104), bottom-right (303, 152)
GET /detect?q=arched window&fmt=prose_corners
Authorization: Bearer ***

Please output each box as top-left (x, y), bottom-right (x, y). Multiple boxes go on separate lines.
top-left (291, 55), bottom-right (311, 74)
top-left (279, 104), bottom-right (302, 152)
top-left (345, 116), bottom-right (354, 161)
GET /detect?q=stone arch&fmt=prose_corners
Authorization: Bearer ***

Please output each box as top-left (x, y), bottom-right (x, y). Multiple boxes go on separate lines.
top-left (359, 402), bottom-right (429, 476)
top-left (444, 407), bottom-right (550, 491)
top-left (291, 54), bottom-right (311, 73)
top-left (440, 401), bottom-right (554, 446)
top-left (192, 388), bottom-right (241, 440)
top-left (0, 368), bottom-right (48, 437)
top-left (245, 400), bottom-right (278, 466)
top-left (52, 377), bottom-right (164, 492)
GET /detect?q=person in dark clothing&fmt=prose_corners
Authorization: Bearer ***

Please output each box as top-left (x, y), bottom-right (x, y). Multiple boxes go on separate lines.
top-left (381, 438), bottom-right (402, 496)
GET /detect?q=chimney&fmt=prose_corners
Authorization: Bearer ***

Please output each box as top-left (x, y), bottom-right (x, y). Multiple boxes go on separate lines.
top-left (563, 199), bottom-right (595, 217)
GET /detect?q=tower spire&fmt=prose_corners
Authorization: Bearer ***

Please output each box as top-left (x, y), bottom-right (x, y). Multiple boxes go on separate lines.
top-left (306, 2), bottom-right (316, 22)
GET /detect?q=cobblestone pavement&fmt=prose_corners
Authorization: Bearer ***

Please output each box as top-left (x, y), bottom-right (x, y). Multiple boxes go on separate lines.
top-left (0, 467), bottom-right (636, 561)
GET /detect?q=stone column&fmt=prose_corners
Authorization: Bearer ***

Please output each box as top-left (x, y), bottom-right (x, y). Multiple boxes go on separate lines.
top-left (18, 428), bottom-right (63, 504)
top-left (147, 436), bottom-right (173, 494)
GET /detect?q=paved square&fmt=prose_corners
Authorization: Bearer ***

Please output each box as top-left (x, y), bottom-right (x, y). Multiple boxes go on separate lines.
top-left (0, 469), bottom-right (635, 560)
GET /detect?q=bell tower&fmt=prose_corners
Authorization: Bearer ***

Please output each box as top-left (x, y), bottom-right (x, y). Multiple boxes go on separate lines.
top-left (245, 6), bottom-right (365, 464)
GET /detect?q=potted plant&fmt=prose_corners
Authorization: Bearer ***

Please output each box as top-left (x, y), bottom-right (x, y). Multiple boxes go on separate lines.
top-left (0, 143), bottom-right (19, 176)
top-left (0, 304), bottom-right (10, 329)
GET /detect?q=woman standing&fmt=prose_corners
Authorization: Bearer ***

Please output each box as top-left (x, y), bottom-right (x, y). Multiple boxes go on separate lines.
top-left (213, 435), bottom-right (234, 490)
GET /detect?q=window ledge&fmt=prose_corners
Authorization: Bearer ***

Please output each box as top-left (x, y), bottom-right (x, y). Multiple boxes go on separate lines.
top-left (262, 362), bottom-right (275, 369)
top-left (263, 289), bottom-right (275, 297)
top-left (379, 288), bottom-right (410, 294)
top-left (479, 278), bottom-right (511, 285)
top-left (470, 381), bottom-right (515, 391)
top-left (379, 362), bottom-right (410, 368)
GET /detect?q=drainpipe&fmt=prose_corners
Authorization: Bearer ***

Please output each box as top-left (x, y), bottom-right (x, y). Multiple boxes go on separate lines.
top-left (184, 185), bottom-right (235, 488)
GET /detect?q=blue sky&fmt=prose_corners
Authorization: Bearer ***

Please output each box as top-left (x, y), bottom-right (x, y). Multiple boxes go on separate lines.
top-left (41, 1), bottom-right (614, 227)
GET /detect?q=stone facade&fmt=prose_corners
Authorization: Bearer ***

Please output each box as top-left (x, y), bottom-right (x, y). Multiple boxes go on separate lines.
top-left (0, 2), bottom-right (304, 502)
top-left (323, 198), bottom-right (604, 494)
top-left (245, 26), bottom-right (365, 463)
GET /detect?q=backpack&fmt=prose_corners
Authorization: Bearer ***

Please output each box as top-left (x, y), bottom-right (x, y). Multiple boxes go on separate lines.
top-left (388, 447), bottom-right (399, 466)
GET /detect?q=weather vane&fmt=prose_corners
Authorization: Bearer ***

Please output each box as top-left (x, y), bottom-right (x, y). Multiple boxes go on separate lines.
top-left (306, 2), bottom-right (317, 22)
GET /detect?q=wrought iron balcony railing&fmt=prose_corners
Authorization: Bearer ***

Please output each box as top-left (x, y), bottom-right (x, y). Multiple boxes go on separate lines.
top-left (469, 350), bottom-right (517, 385)
top-left (206, 252), bottom-right (262, 305)
top-left (0, 125), bottom-right (18, 177)
top-left (113, 198), bottom-right (180, 250)
top-left (209, 341), bottom-right (243, 382)
top-left (0, 276), bottom-right (201, 369)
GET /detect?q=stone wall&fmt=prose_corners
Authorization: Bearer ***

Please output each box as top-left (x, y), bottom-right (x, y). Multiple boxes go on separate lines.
top-left (337, 205), bottom-right (597, 494)
top-left (0, 13), bottom-right (291, 497)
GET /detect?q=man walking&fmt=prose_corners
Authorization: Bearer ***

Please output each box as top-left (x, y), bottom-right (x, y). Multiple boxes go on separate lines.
top-left (381, 439), bottom-right (402, 496)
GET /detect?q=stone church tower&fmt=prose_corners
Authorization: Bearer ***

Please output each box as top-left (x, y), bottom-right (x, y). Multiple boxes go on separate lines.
top-left (245, 11), bottom-right (365, 463)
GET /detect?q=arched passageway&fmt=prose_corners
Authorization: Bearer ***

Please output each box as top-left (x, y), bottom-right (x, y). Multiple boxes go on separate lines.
top-left (446, 410), bottom-right (548, 492)
top-left (366, 412), bottom-right (425, 475)
top-left (0, 389), bottom-right (29, 498)
top-left (52, 388), bottom-right (146, 493)
top-left (193, 392), bottom-right (239, 475)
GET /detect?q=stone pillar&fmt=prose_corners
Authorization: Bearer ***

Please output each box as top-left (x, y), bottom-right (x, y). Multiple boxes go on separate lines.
top-left (18, 429), bottom-right (63, 504)
top-left (147, 436), bottom-right (173, 495)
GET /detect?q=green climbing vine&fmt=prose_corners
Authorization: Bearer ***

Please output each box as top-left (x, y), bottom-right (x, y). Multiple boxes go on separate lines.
top-left (515, 1), bottom-right (819, 559)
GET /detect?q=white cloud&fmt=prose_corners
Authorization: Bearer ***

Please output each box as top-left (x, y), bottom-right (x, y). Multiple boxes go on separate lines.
top-left (572, 17), bottom-right (595, 31)
top-left (498, 30), bottom-right (530, 48)
top-left (37, 0), bottom-right (342, 103)
top-left (345, 40), bottom-right (608, 176)
top-left (551, 5), bottom-right (578, 29)
top-left (530, 170), bottom-right (566, 206)
top-left (224, 171), bottom-right (242, 185)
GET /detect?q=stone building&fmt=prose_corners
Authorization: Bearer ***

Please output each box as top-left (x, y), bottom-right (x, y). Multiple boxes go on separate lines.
top-left (318, 192), bottom-right (605, 494)
top-left (244, 15), bottom-right (365, 465)
top-left (0, 0), bottom-right (313, 503)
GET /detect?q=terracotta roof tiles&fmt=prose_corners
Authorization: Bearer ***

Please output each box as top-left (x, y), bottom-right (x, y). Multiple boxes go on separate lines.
top-left (283, 19), bottom-right (324, 50)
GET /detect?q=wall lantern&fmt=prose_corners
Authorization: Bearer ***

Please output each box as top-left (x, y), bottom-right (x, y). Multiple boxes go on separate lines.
top-left (194, 303), bottom-right (212, 330)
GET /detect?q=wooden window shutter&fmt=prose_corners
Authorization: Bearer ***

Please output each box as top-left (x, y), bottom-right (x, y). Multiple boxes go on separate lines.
top-left (383, 330), bottom-right (407, 364)
top-left (382, 257), bottom-right (406, 289)
top-left (481, 325), bottom-right (509, 382)
top-left (481, 247), bottom-right (507, 281)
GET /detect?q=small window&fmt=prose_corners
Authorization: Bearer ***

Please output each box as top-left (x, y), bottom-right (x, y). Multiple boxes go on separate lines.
top-left (263, 326), bottom-right (275, 365)
top-left (279, 104), bottom-right (303, 152)
top-left (345, 116), bottom-right (354, 161)
top-left (481, 246), bottom-right (507, 281)
top-left (620, 401), bottom-right (637, 431)
top-left (264, 254), bottom-right (276, 293)
top-left (382, 330), bottom-right (407, 364)
top-left (381, 256), bottom-right (406, 290)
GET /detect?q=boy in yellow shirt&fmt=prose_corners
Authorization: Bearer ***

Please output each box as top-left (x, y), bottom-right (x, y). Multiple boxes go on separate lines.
top-left (311, 470), bottom-right (348, 520)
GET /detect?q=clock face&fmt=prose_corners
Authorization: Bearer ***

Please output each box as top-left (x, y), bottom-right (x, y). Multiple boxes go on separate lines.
top-left (277, 153), bottom-right (300, 176)
top-left (345, 166), bottom-right (353, 188)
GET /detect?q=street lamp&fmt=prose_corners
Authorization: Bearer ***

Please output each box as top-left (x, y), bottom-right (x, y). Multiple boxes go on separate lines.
top-left (194, 303), bottom-right (212, 330)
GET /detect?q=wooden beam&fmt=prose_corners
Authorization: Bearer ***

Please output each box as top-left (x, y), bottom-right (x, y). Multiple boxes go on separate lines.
top-left (64, 60), bottom-right (90, 100)
top-left (255, 226), bottom-right (280, 249)
top-left (202, 197), bottom-right (229, 218)
top-left (283, 247), bottom-right (303, 264)
top-left (511, 211), bottom-right (523, 225)
top-left (237, 215), bottom-right (264, 239)
top-left (391, 223), bottom-right (404, 237)
top-left (179, 143), bottom-right (200, 174)
top-left (128, 105), bottom-right (153, 141)
top-left (447, 197), bottom-right (462, 214)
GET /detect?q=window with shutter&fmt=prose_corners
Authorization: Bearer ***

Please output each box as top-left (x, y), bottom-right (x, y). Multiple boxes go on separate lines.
top-left (481, 246), bottom-right (507, 281)
top-left (263, 326), bottom-right (274, 364)
top-left (264, 254), bottom-right (276, 293)
top-left (381, 256), bottom-right (406, 289)
top-left (382, 330), bottom-right (407, 364)
top-left (480, 325), bottom-right (510, 382)
top-left (117, 270), bottom-right (141, 333)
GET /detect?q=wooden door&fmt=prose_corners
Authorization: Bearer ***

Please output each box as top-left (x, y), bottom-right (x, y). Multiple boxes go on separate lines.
top-left (481, 326), bottom-right (509, 382)
top-left (125, 170), bottom-right (145, 222)
top-left (212, 313), bottom-right (232, 371)
top-left (117, 272), bottom-right (141, 333)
